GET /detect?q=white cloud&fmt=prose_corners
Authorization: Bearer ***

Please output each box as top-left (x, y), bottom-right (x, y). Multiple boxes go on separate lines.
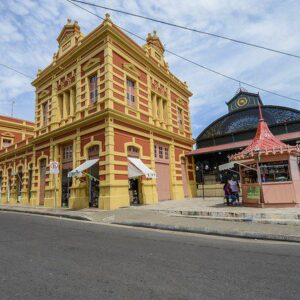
top-left (0, 0), bottom-right (299, 136)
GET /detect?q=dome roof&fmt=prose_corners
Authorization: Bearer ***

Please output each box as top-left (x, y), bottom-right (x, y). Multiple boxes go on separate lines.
top-left (197, 105), bottom-right (300, 141)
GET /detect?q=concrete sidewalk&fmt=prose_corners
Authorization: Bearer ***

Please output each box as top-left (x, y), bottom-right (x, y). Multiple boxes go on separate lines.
top-left (134, 198), bottom-right (300, 224)
top-left (0, 203), bottom-right (300, 242)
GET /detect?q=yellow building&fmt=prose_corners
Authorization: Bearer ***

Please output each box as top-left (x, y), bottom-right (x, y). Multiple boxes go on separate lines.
top-left (0, 15), bottom-right (196, 209)
top-left (0, 115), bottom-right (34, 150)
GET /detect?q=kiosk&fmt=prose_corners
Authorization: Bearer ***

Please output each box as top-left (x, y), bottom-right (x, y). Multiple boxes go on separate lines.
top-left (230, 105), bottom-right (300, 207)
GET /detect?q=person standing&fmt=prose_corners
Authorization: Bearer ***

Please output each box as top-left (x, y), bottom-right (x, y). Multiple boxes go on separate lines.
top-left (229, 176), bottom-right (240, 204)
top-left (223, 181), bottom-right (232, 206)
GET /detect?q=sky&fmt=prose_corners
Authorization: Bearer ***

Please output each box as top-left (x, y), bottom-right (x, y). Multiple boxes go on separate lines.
top-left (1, 0), bottom-right (300, 138)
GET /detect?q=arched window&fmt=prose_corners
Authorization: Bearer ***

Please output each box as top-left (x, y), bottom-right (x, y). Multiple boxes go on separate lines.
top-left (28, 163), bottom-right (33, 201)
top-left (17, 166), bottom-right (23, 200)
top-left (127, 146), bottom-right (139, 158)
top-left (88, 145), bottom-right (100, 160)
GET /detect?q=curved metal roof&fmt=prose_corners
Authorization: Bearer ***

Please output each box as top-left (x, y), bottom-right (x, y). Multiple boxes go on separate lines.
top-left (197, 105), bottom-right (300, 141)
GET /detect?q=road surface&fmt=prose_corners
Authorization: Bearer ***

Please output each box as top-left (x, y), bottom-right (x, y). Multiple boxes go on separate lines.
top-left (0, 212), bottom-right (299, 299)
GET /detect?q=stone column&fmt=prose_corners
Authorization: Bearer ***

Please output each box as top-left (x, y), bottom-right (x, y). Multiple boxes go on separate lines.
top-left (104, 40), bottom-right (114, 110)
top-left (70, 88), bottom-right (75, 117)
top-left (159, 97), bottom-right (163, 122)
top-left (100, 118), bottom-right (129, 210)
top-left (20, 157), bottom-right (28, 205)
top-left (69, 133), bottom-right (89, 209)
top-left (51, 80), bottom-right (59, 130)
top-left (169, 140), bottom-right (183, 200)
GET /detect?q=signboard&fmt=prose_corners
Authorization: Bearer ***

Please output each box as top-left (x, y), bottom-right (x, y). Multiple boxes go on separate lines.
top-left (49, 161), bottom-right (59, 175)
top-left (246, 185), bottom-right (260, 200)
top-left (218, 162), bottom-right (235, 171)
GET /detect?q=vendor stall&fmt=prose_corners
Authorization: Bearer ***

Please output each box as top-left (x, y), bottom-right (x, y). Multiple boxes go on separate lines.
top-left (230, 105), bottom-right (300, 207)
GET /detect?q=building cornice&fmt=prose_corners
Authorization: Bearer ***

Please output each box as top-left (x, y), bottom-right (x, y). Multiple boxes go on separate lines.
top-left (0, 107), bottom-right (193, 160)
top-left (0, 120), bottom-right (34, 132)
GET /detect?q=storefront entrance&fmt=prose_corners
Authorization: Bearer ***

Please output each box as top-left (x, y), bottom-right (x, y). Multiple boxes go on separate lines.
top-left (154, 143), bottom-right (171, 201)
top-left (128, 178), bottom-right (139, 205)
top-left (88, 145), bottom-right (99, 208)
top-left (61, 144), bottom-right (73, 207)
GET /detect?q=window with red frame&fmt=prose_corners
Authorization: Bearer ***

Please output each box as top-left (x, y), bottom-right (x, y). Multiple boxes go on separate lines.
top-left (89, 75), bottom-right (98, 104)
top-left (126, 79), bottom-right (135, 106)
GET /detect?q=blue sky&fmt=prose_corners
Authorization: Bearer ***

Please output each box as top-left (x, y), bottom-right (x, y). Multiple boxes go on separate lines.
top-left (1, 0), bottom-right (300, 138)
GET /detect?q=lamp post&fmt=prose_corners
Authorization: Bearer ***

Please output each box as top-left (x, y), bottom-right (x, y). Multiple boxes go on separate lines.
top-left (195, 164), bottom-right (209, 200)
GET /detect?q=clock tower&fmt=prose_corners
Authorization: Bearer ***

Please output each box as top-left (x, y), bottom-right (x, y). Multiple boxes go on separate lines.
top-left (226, 88), bottom-right (263, 113)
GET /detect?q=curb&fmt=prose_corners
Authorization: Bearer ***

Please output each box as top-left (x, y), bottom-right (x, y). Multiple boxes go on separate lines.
top-left (0, 208), bottom-right (91, 221)
top-left (114, 221), bottom-right (300, 243)
top-left (154, 209), bottom-right (300, 222)
top-left (169, 214), bottom-right (300, 226)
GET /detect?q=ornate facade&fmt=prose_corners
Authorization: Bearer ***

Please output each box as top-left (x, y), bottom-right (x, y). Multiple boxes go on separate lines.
top-left (0, 16), bottom-right (196, 209)
top-left (0, 115), bottom-right (34, 150)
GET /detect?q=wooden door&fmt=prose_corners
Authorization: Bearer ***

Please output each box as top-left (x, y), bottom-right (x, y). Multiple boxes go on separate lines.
top-left (155, 162), bottom-right (171, 201)
top-left (39, 159), bottom-right (46, 206)
top-left (154, 143), bottom-right (171, 201)
top-left (181, 159), bottom-right (189, 197)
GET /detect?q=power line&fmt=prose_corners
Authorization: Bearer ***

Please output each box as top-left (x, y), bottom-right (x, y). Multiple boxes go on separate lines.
top-left (66, 0), bottom-right (300, 103)
top-left (0, 63), bottom-right (33, 79)
top-left (70, 0), bottom-right (300, 60)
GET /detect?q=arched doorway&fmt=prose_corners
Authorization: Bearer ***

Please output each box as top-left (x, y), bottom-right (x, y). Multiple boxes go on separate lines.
top-left (16, 166), bottom-right (23, 203)
top-left (39, 159), bottom-right (46, 206)
top-left (28, 164), bottom-right (33, 204)
top-left (127, 146), bottom-right (140, 205)
top-left (7, 169), bottom-right (12, 203)
top-left (88, 145), bottom-right (100, 208)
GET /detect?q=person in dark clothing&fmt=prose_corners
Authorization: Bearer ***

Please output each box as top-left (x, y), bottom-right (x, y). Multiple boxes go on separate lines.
top-left (223, 181), bottom-right (232, 206)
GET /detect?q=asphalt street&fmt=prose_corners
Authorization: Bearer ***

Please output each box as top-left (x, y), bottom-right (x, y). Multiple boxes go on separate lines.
top-left (0, 212), bottom-right (299, 300)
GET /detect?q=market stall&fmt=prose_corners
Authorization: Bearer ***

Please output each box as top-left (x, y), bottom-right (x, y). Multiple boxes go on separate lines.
top-left (230, 105), bottom-right (300, 207)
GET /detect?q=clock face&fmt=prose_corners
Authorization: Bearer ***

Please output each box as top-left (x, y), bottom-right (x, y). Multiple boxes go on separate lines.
top-left (236, 97), bottom-right (248, 107)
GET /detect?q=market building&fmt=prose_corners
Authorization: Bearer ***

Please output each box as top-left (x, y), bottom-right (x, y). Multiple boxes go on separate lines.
top-left (0, 16), bottom-right (196, 210)
top-left (189, 88), bottom-right (300, 197)
top-left (229, 104), bottom-right (300, 207)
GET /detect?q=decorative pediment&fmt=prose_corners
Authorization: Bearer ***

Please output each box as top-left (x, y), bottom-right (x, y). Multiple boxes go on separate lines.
top-left (56, 19), bottom-right (83, 58)
top-left (82, 57), bottom-right (102, 72)
top-left (57, 19), bottom-right (80, 44)
top-left (61, 32), bottom-right (73, 45)
top-left (146, 31), bottom-right (165, 54)
top-left (177, 98), bottom-right (184, 106)
top-left (123, 63), bottom-right (141, 78)
top-left (39, 89), bottom-right (50, 98)
top-left (1, 132), bottom-right (15, 137)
